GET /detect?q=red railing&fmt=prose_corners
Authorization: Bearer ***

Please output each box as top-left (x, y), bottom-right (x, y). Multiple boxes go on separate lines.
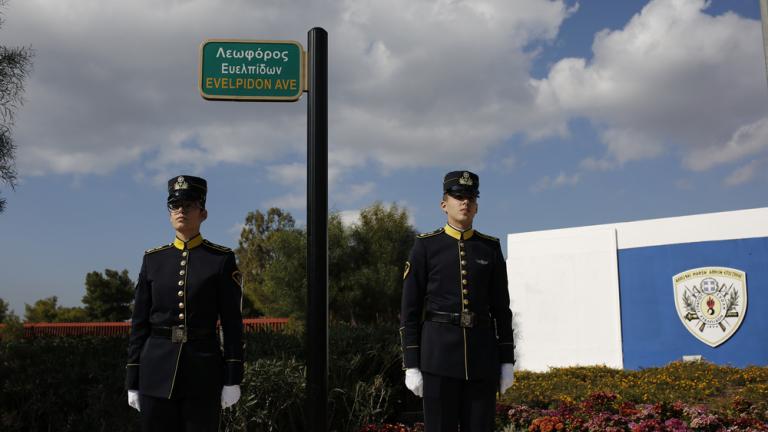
top-left (0, 318), bottom-right (289, 338)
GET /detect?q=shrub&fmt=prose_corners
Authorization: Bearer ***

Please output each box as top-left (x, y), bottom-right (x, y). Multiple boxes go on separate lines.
top-left (374, 363), bottom-right (768, 431)
top-left (0, 336), bottom-right (137, 432)
top-left (221, 358), bottom-right (306, 432)
top-left (0, 322), bottom-right (407, 432)
top-left (501, 363), bottom-right (768, 411)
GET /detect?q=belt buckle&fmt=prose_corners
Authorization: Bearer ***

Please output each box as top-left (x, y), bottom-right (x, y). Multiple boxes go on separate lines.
top-left (171, 326), bottom-right (187, 343)
top-left (460, 311), bottom-right (475, 328)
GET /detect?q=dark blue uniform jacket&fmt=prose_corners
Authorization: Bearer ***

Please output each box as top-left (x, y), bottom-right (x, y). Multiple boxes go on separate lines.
top-left (400, 225), bottom-right (515, 380)
top-left (126, 234), bottom-right (244, 399)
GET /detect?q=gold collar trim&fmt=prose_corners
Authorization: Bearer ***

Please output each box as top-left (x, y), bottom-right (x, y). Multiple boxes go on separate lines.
top-left (173, 234), bottom-right (203, 250)
top-left (444, 224), bottom-right (474, 240)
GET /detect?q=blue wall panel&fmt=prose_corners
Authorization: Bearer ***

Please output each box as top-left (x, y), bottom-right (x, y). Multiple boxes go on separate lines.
top-left (618, 237), bottom-right (768, 369)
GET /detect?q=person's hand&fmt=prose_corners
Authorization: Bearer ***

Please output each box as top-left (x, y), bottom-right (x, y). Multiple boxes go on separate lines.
top-left (221, 385), bottom-right (241, 409)
top-left (127, 390), bottom-right (140, 411)
top-left (405, 368), bottom-right (423, 397)
top-left (500, 363), bottom-right (515, 394)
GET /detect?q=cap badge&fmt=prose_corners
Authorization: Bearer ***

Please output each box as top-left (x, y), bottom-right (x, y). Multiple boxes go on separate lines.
top-left (174, 176), bottom-right (189, 191)
top-left (459, 172), bottom-right (473, 186)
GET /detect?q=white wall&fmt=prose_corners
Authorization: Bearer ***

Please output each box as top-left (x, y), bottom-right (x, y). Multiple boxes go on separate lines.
top-left (507, 227), bottom-right (623, 371)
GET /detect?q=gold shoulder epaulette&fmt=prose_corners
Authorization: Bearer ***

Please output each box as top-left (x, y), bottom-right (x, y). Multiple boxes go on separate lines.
top-left (145, 244), bottom-right (172, 254)
top-left (202, 239), bottom-right (232, 252)
top-left (417, 227), bottom-right (444, 238)
top-left (475, 231), bottom-right (500, 242)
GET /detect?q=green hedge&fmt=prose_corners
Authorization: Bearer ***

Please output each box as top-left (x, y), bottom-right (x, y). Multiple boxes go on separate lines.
top-left (0, 336), bottom-right (133, 431)
top-left (0, 323), bottom-right (414, 432)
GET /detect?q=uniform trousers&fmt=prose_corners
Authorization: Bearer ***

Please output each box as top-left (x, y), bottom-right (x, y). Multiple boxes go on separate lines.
top-left (422, 371), bottom-right (497, 432)
top-left (139, 393), bottom-right (220, 432)
top-left (138, 357), bottom-right (221, 432)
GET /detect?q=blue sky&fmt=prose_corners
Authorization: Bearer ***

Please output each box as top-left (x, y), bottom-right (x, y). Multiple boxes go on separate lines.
top-left (0, 0), bottom-right (765, 316)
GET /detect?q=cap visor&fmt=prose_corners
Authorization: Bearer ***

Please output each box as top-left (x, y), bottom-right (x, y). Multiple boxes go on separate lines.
top-left (168, 191), bottom-right (204, 203)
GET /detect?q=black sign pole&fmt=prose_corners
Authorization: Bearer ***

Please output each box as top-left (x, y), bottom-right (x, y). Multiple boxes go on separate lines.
top-left (306, 27), bottom-right (328, 431)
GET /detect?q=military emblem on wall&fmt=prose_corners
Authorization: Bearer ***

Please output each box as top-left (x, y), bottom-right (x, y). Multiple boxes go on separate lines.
top-left (673, 267), bottom-right (748, 347)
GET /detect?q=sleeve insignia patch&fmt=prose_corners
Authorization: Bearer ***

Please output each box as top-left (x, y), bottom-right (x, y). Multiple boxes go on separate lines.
top-left (232, 271), bottom-right (243, 287)
top-left (403, 262), bottom-right (411, 280)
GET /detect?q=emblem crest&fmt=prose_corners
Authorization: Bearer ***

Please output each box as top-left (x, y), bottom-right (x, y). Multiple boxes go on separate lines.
top-left (458, 172), bottom-right (473, 186)
top-left (174, 176), bottom-right (189, 190)
top-left (673, 267), bottom-right (747, 347)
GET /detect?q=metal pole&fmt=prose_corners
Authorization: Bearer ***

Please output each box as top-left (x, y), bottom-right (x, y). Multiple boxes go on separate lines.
top-left (306, 27), bottom-right (328, 432)
top-left (761, 0), bottom-right (768, 89)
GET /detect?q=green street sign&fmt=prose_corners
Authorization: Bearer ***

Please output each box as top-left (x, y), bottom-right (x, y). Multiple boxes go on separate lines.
top-left (199, 39), bottom-right (305, 101)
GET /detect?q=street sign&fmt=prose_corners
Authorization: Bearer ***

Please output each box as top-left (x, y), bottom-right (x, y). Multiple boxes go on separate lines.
top-left (199, 39), bottom-right (305, 101)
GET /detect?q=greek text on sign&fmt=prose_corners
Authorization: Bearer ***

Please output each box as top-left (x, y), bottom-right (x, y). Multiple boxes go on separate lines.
top-left (673, 267), bottom-right (748, 347)
top-left (199, 39), bottom-right (305, 101)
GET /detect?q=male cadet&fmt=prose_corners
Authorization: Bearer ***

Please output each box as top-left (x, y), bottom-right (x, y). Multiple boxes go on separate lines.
top-left (400, 171), bottom-right (515, 432)
top-left (125, 175), bottom-right (244, 432)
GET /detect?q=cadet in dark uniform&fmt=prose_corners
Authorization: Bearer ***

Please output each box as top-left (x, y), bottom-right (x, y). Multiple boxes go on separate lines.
top-left (400, 171), bottom-right (515, 432)
top-left (125, 175), bottom-right (244, 432)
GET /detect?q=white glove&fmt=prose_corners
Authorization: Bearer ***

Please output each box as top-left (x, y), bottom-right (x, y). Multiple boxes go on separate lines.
top-left (500, 363), bottom-right (515, 394)
top-left (221, 385), bottom-right (241, 409)
top-left (127, 390), bottom-right (140, 412)
top-left (405, 368), bottom-right (423, 397)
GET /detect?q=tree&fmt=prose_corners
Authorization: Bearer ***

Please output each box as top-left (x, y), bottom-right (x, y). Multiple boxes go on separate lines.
top-left (0, 0), bottom-right (34, 213)
top-left (236, 202), bottom-right (416, 324)
top-left (56, 306), bottom-right (89, 322)
top-left (24, 296), bottom-right (62, 322)
top-left (0, 310), bottom-right (22, 340)
top-left (259, 227), bottom-right (307, 319)
top-left (332, 202), bottom-right (416, 323)
top-left (82, 269), bottom-right (134, 322)
top-left (235, 208), bottom-right (297, 316)
top-left (0, 297), bottom-right (8, 321)
top-left (24, 296), bottom-right (89, 323)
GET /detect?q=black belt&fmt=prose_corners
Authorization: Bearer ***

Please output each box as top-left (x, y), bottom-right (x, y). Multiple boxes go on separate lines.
top-left (151, 326), bottom-right (217, 343)
top-left (425, 310), bottom-right (491, 328)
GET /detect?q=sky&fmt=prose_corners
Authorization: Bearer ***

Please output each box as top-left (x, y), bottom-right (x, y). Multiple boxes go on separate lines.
top-left (0, 0), bottom-right (765, 316)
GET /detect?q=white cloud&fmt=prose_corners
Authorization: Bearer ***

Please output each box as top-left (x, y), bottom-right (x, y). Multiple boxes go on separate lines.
top-left (227, 222), bottom-right (246, 242)
top-left (498, 154), bottom-right (518, 172)
top-left (264, 192), bottom-right (306, 211)
top-left (581, 128), bottom-right (664, 170)
top-left (6, 0), bottom-right (573, 180)
top-left (531, 171), bottom-right (580, 192)
top-left (338, 209), bottom-right (360, 226)
top-left (332, 181), bottom-right (375, 205)
top-left (337, 201), bottom-right (417, 227)
top-left (533, 0), bottom-right (768, 173)
top-left (8, 0), bottom-right (764, 192)
top-left (686, 117), bottom-right (768, 171)
top-left (267, 163), bottom-right (306, 186)
top-left (724, 160), bottom-right (763, 187)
